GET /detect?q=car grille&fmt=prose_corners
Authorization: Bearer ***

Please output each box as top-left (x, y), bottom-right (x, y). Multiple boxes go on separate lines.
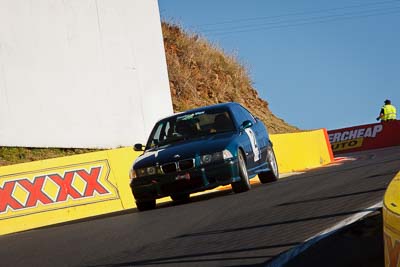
top-left (179, 159), bottom-right (194, 171)
top-left (161, 158), bottom-right (195, 174)
top-left (161, 162), bottom-right (177, 174)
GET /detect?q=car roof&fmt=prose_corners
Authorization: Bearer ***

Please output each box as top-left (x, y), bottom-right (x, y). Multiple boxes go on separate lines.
top-left (158, 102), bottom-right (239, 122)
top-left (182, 102), bottom-right (238, 113)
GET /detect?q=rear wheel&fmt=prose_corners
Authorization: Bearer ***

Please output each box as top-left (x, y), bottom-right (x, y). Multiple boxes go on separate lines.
top-left (170, 193), bottom-right (190, 203)
top-left (258, 145), bottom-right (279, 183)
top-left (136, 199), bottom-right (156, 211)
top-left (232, 150), bottom-right (251, 193)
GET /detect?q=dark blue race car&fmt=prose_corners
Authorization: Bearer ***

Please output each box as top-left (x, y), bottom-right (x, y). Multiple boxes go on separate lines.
top-left (129, 102), bottom-right (279, 211)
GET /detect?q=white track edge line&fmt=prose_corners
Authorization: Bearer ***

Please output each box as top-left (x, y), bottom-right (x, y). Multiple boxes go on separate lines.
top-left (266, 201), bottom-right (383, 267)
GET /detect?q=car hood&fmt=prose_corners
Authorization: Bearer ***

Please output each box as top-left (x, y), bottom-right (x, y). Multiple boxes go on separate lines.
top-left (134, 132), bottom-right (236, 168)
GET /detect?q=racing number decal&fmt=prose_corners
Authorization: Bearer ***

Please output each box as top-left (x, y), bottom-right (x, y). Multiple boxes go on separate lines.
top-left (244, 128), bottom-right (261, 162)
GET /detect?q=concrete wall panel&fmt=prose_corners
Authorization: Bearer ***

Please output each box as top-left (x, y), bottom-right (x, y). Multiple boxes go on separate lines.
top-left (0, 0), bottom-right (172, 148)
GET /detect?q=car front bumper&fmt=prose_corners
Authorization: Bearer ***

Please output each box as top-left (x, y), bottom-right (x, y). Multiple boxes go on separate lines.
top-left (130, 158), bottom-right (240, 201)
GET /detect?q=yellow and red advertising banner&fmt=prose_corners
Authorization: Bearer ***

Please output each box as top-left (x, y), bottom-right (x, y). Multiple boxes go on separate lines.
top-left (0, 148), bottom-right (140, 235)
top-left (328, 120), bottom-right (400, 154)
top-left (0, 160), bottom-right (120, 219)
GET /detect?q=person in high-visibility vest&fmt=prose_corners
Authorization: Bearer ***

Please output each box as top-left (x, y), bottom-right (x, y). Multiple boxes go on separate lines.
top-left (376, 99), bottom-right (397, 122)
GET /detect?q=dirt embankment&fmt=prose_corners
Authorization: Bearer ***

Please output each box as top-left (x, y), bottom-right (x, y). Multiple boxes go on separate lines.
top-left (162, 22), bottom-right (299, 134)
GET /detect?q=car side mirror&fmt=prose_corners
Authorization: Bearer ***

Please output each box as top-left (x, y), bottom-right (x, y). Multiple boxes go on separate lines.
top-left (134, 143), bottom-right (144, 151)
top-left (241, 120), bottom-right (253, 130)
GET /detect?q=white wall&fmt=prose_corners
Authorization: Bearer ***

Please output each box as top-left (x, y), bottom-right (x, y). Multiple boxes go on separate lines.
top-left (0, 0), bottom-right (172, 148)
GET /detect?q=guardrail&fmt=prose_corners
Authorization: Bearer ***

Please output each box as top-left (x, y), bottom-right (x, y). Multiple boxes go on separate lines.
top-left (0, 128), bottom-right (333, 235)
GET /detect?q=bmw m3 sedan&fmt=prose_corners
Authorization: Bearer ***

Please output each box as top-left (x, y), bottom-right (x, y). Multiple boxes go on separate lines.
top-left (129, 102), bottom-right (279, 211)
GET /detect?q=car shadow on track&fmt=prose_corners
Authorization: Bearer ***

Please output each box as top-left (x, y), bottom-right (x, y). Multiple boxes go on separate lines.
top-left (156, 181), bottom-right (268, 209)
top-left (88, 242), bottom-right (299, 267)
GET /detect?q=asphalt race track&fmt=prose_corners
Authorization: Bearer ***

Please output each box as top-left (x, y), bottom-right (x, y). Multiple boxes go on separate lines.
top-left (1, 147), bottom-right (400, 267)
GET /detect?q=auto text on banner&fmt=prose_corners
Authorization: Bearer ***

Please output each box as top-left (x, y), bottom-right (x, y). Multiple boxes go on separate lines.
top-left (328, 120), bottom-right (400, 154)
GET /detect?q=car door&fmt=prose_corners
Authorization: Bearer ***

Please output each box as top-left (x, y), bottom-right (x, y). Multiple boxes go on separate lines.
top-left (239, 106), bottom-right (266, 166)
top-left (231, 105), bottom-right (257, 170)
top-left (253, 117), bottom-right (269, 163)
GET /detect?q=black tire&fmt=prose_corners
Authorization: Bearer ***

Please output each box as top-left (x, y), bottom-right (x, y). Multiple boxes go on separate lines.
top-left (136, 199), bottom-right (156, 211)
top-left (258, 145), bottom-right (279, 183)
top-left (170, 193), bottom-right (190, 203)
top-left (231, 149), bottom-right (251, 193)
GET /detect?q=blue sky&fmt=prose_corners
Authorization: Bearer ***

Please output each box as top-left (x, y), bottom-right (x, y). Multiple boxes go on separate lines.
top-left (158, 0), bottom-right (400, 130)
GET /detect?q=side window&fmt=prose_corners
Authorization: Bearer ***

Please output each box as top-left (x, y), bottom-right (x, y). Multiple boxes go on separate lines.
top-left (153, 124), bottom-right (163, 141)
top-left (240, 106), bottom-right (256, 124)
top-left (147, 121), bottom-right (171, 148)
top-left (232, 105), bottom-right (248, 126)
top-left (210, 111), bottom-right (235, 133)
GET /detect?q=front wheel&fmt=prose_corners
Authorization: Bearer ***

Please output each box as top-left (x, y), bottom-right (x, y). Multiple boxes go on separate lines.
top-left (258, 145), bottom-right (279, 183)
top-left (231, 150), bottom-right (251, 193)
top-left (136, 199), bottom-right (156, 211)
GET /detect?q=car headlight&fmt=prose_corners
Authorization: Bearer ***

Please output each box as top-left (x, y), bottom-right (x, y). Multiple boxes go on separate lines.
top-left (134, 166), bottom-right (162, 178)
top-left (201, 149), bottom-right (233, 165)
top-left (146, 166), bottom-right (156, 175)
top-left (201, 154), bottom-right (213, 164)
top-left (137, 168), bottom-right (147, 177)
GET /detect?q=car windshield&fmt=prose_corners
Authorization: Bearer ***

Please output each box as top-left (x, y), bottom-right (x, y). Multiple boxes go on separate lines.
top-left (146, 109), bottom-right (235, 149)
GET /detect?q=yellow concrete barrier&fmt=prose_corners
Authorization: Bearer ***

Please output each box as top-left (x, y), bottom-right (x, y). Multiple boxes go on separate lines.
top-left (383, 172), bottom-right (400, 267)
top-left (0, 129), bottom-right (333, 235)
top-left (0, 147), bottom-right (139, 235)
top-left (270, 129), bottom-right (334, 173)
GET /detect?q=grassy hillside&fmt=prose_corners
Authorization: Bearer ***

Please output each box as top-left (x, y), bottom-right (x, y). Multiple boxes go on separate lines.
top-left (0, 22), bottom-right (299, 167)
top-left (163, 22), bottom-right (299, 134)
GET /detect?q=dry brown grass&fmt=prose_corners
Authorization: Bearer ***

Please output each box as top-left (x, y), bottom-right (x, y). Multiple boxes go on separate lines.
top-left (162, 22), bottom-right (299, 133)
top-left (0, 147), bottom-right (97, 167)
